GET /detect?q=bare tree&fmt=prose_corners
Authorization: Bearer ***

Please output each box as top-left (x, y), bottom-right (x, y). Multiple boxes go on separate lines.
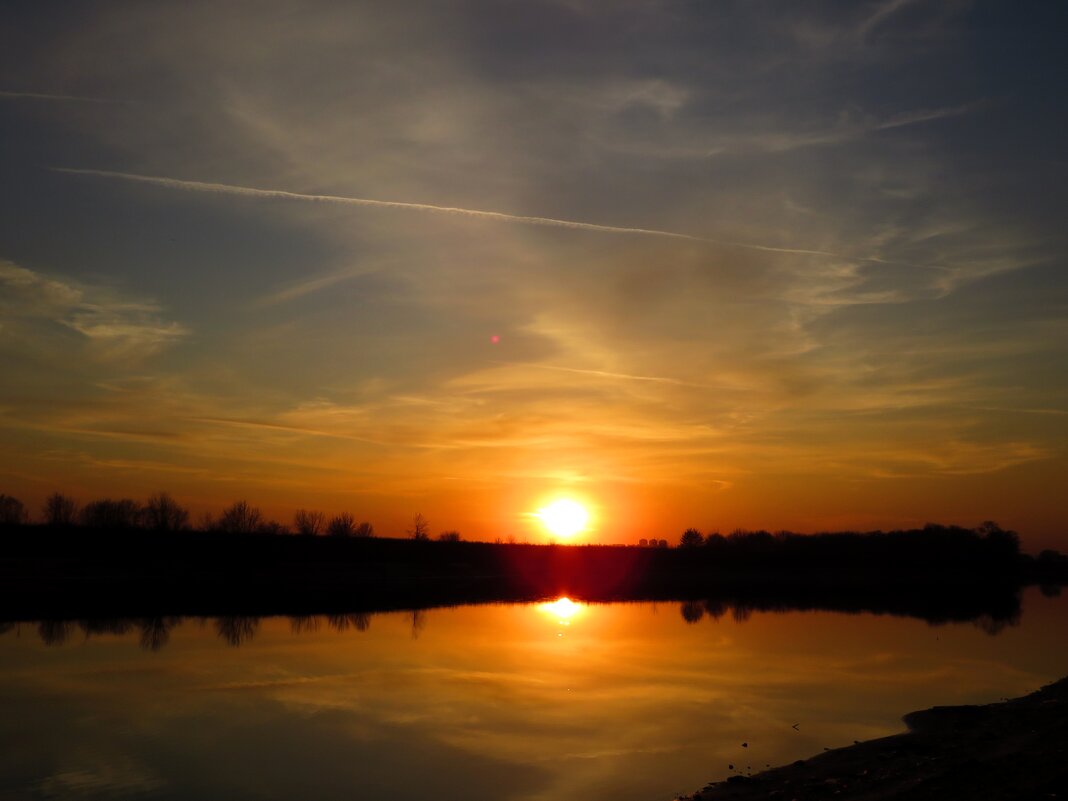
top-left (408, 513), bottom-right (430, 541)
top-left (42, 492), bottom-right (78, 526)
top-left (216, 501), bottom-right (262, 534)
top-left (141, 492), bottom-right (189, 531)
top-left (293, 509), bottom-right (325, 536)
top-left (0, 495), bottom-right (26, 525)
top-left (327, 512), bottom-right (355, 537)
top-left (353, 521), bottom-right (375, 538)
top-left (437, 530), bottom-right (461, 542)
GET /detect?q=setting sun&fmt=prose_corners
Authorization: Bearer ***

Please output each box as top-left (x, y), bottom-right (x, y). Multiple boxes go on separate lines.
top-left (535, 499), bottom-right (590, 539)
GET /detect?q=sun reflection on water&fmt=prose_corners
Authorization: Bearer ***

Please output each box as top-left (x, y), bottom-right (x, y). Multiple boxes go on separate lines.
top-left (538, 597), bottom-right (584, 630)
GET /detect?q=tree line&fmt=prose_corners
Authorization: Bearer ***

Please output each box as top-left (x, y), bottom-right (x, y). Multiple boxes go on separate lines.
top-left (0, 491), bottom-right (473, 542)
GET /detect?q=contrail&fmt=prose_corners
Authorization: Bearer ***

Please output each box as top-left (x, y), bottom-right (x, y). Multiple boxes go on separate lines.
top-left (2, 90), bottom-right (124, 104)
top-left (53, 167), bottom-right (844, 258)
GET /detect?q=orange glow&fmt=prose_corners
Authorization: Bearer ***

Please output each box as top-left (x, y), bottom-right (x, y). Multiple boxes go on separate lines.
top-left (534, 499), bottom-right (590, 540)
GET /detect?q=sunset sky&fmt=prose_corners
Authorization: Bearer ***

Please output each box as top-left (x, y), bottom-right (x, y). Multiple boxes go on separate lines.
top-left (1, 2), bottom-right (1065, 547)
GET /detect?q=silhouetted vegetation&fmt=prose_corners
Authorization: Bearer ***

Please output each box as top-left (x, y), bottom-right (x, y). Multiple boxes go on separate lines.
top-left (216, 500), bottom-right (262, 534)
top-left (327, 512), bottom-right (356, 537)
top-left (293, 509), bottom-right (325, 536)
top-left (42, 492), bottom-right (77, 526)
top-left (81, 498), bottom-right (141, 529)
top-left (0, 487), bottom-right (1063, 630)
top-left (680, 528), bottom-right (704, 548)
top-left (408, 513), bottom-right (430, 541)
top-left (0, 495), bottom-right (26, 526)
top-left (141, 492), bottom-right (189, 532)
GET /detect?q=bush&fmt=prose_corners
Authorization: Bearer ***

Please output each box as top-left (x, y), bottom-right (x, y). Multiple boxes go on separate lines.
top-left (437, 530), bottom-right (462, 542)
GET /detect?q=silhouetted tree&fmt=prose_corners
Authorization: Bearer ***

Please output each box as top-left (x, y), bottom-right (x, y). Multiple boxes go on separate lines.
top-left (680, 528), bottom-right (705, 548)
top-left (42, 492), bottom-right (77, 526)
top-left (409, 513), bottom-right (430, 541)
top-left (0, 494), bottom-right (26, 525)
top-left (638, 538), bottom-right (649, 547)
top-left (437, 530), bottom-right (461, 542)
top-left (976, 520), bottom-right (1020, 560)
top-left (141, 492), bottom-right (189, 531)
top-left (353, 521), bottom-right (375, 538)
top-left (327, 513), bottom-right (355, 537)
top-left (293, 509), bottom-right (325, 536)
top-left (81, 498), bottom-right (141, 529)
top-left (216, 501), bottom-right (261, 534)
top-left (657, 539), bottom-right (669, 548)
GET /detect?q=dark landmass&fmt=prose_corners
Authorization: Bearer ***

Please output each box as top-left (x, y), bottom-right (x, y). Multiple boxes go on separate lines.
top-left (684, 675), bottom-right (1068, 801)
top-left (0, 523), bottom-right (1062, 623)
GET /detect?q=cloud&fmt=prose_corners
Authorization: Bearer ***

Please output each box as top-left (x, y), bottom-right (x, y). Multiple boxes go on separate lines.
top-left (0, 259), bottom-right (187, 360)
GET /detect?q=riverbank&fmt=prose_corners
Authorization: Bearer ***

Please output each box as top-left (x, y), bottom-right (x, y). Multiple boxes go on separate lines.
top-left (0, 528), bottom-right (1037, 623)
top-left (684, 675), bottom-right (1068, 800)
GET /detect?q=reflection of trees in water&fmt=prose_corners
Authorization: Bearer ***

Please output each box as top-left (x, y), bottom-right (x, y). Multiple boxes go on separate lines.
top-left (215, 616), bottom-right (260, 646)
top-left (678, 595), bottom-right (1021, 635)
top-left (704, 600), bottom-right (728, 620)
top-left (289, 615), bottom-right (320, 634)
top-left (410, 609), bottom-right (427, 639)
top-left (138, 617), bottom-right (180, 651)
top-left (79, 619), bottom-right (134, 637)
top-left (37, 620), bottom-right (74, 645)
top-left (732, 605), bottom-right (752, 623)
top-left (326, 613), bottom-right (372, 632)
top-left (680, 601), bottom-right (704, 624)
top-left (974, 612), bottom-right (1021, 636)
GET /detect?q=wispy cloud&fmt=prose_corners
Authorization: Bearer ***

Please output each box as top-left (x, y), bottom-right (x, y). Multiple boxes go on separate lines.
top-left (0, 259), bottom-right (187, 360)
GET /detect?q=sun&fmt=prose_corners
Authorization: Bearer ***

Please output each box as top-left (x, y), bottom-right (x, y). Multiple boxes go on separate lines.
top-left (535, 499), bottom-right (589, 539)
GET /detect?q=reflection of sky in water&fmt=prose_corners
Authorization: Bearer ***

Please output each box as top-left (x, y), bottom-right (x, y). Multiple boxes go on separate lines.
top-left (0, 590), bottom-right (1066, 801)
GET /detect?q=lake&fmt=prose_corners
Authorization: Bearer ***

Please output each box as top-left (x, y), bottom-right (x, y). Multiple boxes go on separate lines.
top-left (1, 588), bottom-right (1065, 801)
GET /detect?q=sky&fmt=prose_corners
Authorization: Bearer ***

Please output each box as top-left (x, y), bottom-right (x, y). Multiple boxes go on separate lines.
top-left (1, 1), bottom-right (1066, 547)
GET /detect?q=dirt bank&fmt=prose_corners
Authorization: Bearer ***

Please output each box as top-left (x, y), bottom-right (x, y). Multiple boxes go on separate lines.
top-left (685, 675), bottom-right (1068, 800)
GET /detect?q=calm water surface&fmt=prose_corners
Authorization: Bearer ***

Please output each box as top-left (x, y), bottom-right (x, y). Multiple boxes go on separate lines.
top-left (1, 589), bottom-right (1066, 801)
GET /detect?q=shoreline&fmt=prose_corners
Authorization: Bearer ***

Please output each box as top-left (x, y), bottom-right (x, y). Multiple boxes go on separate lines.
top-left (684, 675), bottom-right (1068, 800)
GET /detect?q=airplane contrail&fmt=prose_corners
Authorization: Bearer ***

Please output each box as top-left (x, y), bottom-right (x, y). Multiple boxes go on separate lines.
top-left (52, 167), bottom-right (846, 258)
top-left (2, 90), bottom-right (124, 104)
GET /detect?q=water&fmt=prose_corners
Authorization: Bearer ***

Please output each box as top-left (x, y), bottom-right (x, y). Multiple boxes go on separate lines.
top-left (1, 589), bottom-right (1065, 801)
